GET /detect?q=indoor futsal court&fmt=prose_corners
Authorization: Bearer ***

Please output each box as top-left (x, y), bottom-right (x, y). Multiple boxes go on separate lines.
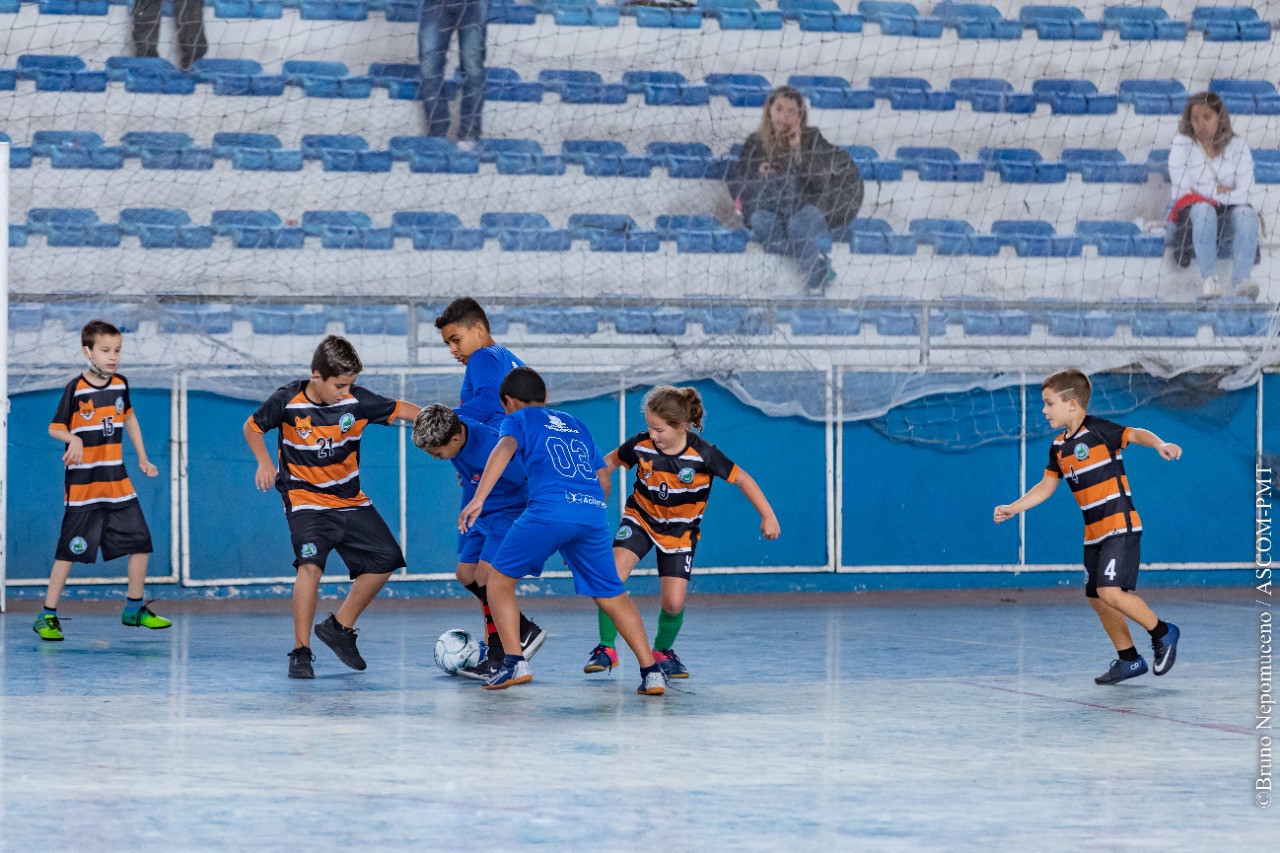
top-left (0, 588), bottom-right (1269, 848)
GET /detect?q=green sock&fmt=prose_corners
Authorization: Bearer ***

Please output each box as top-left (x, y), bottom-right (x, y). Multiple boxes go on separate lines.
top-left (654, 608), bottom-right (684, 650)
top-left (598, 607), bottom-right (619, 648)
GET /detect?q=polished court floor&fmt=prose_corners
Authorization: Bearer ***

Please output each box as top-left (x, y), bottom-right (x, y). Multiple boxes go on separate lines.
top-left (0, 589), bottom-right (1270, 850)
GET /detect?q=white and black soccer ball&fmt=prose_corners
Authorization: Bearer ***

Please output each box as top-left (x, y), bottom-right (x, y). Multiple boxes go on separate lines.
top-left (434, 628), bottom-right (481, 675)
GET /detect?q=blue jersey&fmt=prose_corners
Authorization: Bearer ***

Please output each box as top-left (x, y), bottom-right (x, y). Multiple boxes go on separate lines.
top-left (499, 407), bottom-right (607, 524)
top-left (458, 344), bottom-right (524, 427)
top-left (454, 415), bottom-right (527, 515)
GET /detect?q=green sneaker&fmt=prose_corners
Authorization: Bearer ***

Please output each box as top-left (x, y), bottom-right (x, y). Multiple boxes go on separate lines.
top-left (33, 613), bottom-right (64, 641)
top-left (121, 603), bottom-right (172, 630)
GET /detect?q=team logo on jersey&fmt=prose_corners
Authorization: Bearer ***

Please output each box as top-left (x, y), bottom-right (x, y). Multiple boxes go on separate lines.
top-left (547, 414), bottom-right (566, 429)
top-left (339, 413), bottom-right (355, 433)
top-left (115, 397), bottom-right (125, 414)
top-left (300, 542), bottom-right (317, 559)
top-left (78, 400), bottom-right (95, 421)
top-left (678, 467), bottom-right (695, 484)
top-left (69, 536), bottom-right (88, 555)
top-left (615, 526), bottom-right (632, 541)
top-left (294, 416), bottom-right (313, 440)
top-left (1073, 443), bottom-right (1089, 461)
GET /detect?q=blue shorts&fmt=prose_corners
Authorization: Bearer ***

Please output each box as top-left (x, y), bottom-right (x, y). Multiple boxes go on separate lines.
top-left (457, 508), bottom-right (520, 566)
top-left (490, 515), bottom-right (626, 599)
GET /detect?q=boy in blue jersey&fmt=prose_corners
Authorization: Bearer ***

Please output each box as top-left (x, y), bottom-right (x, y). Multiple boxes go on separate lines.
top-left (412, 403), bottom-right (546, 679)
top-left (460, 367), bottom-right (667, 695)
top-left (434, 297), bottom-right (546, 657)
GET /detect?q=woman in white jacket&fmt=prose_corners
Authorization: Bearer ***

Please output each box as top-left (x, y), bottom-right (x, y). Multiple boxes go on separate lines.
top-left (1168, 92), bottom-right (1259, 300)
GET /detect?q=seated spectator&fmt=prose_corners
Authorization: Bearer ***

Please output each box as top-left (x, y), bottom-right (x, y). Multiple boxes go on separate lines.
top-left (729, 87), bottom-right (863, 295)
top-left (133, 0), bottom-right (207, 72)
top-left (1167, 92), bottom-right (1260, 300)
top-left (420, 0), bottom-right (488, 140)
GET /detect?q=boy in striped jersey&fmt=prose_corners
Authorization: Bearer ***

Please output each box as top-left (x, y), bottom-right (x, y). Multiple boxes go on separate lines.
top-left (994, 369), bottom-right (1183, 684)
top-left (37, 320), bottom-right (169, 641)
top-left (244, 336), bottom-right (421, 678)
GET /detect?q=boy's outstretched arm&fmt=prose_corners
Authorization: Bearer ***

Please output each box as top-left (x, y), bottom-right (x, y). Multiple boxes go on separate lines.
top-left (395, 402), bottom-right (422, 423)
top-left (735, 469), bottom-right (781, 540)
top-left (459, 436), bottom-right (517, 532)
top-left (994, 474), bottom-right (1059, 523)
top-left (1127, 428), bottom-right (1182, 461)
top-left (124, 413), bottom-right (159, 477)
top-left (243, 419), bottom-right (277, 491)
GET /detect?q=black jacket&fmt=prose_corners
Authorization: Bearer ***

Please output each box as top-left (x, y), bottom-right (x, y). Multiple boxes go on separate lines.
top-left (728, 127), bottom-right (863, 229)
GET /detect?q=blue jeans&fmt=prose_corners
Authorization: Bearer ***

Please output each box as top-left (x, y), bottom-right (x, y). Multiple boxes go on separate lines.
top-left (1188, 202), bottom-right (1259, 285)
top-left (419, 0), bottom-right (488, 139)
top-left (749, 205), bottom-right (831, 291)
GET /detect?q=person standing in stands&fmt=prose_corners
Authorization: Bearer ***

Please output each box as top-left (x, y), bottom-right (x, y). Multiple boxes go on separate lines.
top-left (419, 0), bottom-right (488, 140)
top-left (133, 0), bottom-right (207, 72)
top-left (729, 86), bottom-right (863, 295)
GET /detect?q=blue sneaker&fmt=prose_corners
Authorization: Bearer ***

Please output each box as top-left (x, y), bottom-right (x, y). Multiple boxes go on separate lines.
top-left (1095, 656), bottom-right (1148, 685)
top-left (483, 659), bottom-right (532, 690)
top-left (1152, 622), bottom-right (1180, 676)
top-left (653, 648), bottom-right (688, 678)
top-left (583, 644), bottom-right (618, 674)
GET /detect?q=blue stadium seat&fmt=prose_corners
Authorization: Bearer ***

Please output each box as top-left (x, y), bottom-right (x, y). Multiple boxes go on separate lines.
top-left (488, 0), bottom-right (539, 24)
top-left (120, 131), bottom-right (215, 170)
top-left (472, 138), bottom-right (565, 175)
top-left (282, 60), bottom-right (371, 98)
top-left (0, 68), bottom-right (14, 91)
top-left (246, 305), bottom-right (328, 335)
top-left (17, 55), bottom-right (107, 92)
top-left (8, 224), bottom-right (27, 247)
top-left (1117, 79), bottom-right (1189, 114)
top-left (873, 309), bottom-right (947, 336)
top-left (9, 303), bottom-right (43, 332)
top-left (483, 67), bottom-right (543, 102)
top-left (391, 211), bottom-right (486, 250)
top-left (561, 140), bottom-right (652, 178)
top-left (301, 210), bottom-right (394, 249)
top-left (566, 213), bottom-right (661, 252)
top-left (298, 0), bottom-right (368, 19)
top-left (895, 147), bottom-right (984, 181)
top-left (1211, 300), bottom-right (1273, 336)
top-left (339, 305), bottom-right (408, 335)
top-left (474, 138), bottom-right (541, 162)
top-left (909, 219), bottom-right (999, 255)
top-left (1130, 304), bottom-right (1202, 337)
top-left (0, 0), bottom-right (18, 11)
top-left (104, 56), bottom-right (196, 94)
top-left (1018, 5), bottom-right (1103, 39)
top-left (119, 208), bottom-right (215, 248)
top-left (978, 148), bottom-right (1067, 183)
top-left (1146, 148), bottom-right (1171, 181)
top-left (933, 2), bottom-right (1021, 38)
top-left (698, 0), bottom-right (782, 27)
top-left (212, 0), bottom-right (284, 17)
top-left (31, 130), bottom-right (125, 169)
top-left (857, 1), bottom-right (944, 36)
top-left (991, 220), bottom-right (1082, 257)
top-left (1208, 80), bottom-right (1280, 115)
top-left (524, 307), bottom-right (600, 334)
top-left (537, 70), bottom-right (627, 104)
top-left (700, 306), bottom-right (773, 335)
top-left (211, 132), bottom-right (304, 171)
top-left (1101, 6), bottom-right (1187, 40)
top-left (300, 134), bottom-right (392, 172)
top-left (944, 299), bottom-right (1033, 335)
top-left (614, 307), bottom-right (688, 335)
top-left (367, 63), bottom-right (423, 100)
top-left (647, 142), bottom-right (732, 179)
top-left (789, 307), bottom-right (861, 335)
top-left (1254, 150), bottom-right (1280, 183)
top-left (1032, 80), bottom-right (1118, 114)
top-left (844, 146), bottom-right (904, 181)
top-left (949, 78), bottom-right (1036, 113)
top-left (544, 0), bottom-right (621, 27)
top-left (621, 71), bottom-right (710, 106)
top-left (1075, 220), bottom-right (1164, 256)
top-left (192, 58), bottom-right (286, 96)
top-left (211, 210), bottom-right (305, 248)
top-left (480, 213), bottom-right (572, 251)
top-left (1060, 149), bottom-right (1148, 183)
top-left (655, 215), bottom-right (748, 253)
top-left (842, 218), bottom-right (917, 254)
top-left (39, 0), bottom-right (109, 11)
top-left (869, 77), bottom-right (957, 110)
top-left (632, 5), bottom-right (703, 27)
top-left (705, 73), bottom-right (773, 107)
top-left (1190, 6), bottom-right (1272, 41)
top-left (387, 136), bottom-right (480, 173)
top-left (778, 0), bottom-right (862, 31)
top-left (788, 76), bottom-right (875, 109)
top-left (159, 304), bottom-right (234, 334)
top-left (1028, 299), bottom-right (1119, 337)
top-left (0, 132), bottom-right (35, 169)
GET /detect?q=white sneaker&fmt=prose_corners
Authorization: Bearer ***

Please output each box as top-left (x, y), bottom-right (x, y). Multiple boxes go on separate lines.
top-left (1200, 276), bottom-right (1222, 299)
top-left (1234, 280), bottom-right (1260, 300)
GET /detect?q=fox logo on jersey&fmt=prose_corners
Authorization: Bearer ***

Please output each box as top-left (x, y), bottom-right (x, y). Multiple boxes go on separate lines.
top-left (294, 416), bottom-right (313, 440)
top-left (78, 399), bottom-right (95, 421)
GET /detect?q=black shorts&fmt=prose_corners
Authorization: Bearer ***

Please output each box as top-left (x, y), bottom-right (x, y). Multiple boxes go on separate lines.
top-left (613, 518), bottom-right (695, 580)
top-left (1083, 533), bottom-right (1141, 598)
top-left (56, 501), bottom-right (153, 563)
top-left (286, 506), bottom-right (405, 579)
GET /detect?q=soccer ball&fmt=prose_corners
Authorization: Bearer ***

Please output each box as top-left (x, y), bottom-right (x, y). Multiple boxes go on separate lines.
top-left (434, 628), bottom-right (481, 675)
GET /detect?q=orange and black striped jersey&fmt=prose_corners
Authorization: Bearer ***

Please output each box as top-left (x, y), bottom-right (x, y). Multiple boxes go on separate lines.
top-left (50, 373), bottom-right (138, 510)
top-left (615, 431), bottom-right (740, 553)
top-left (247, 380), bottom-right (406, 513)
top-left (1046, 415), bottom-right (1142, 545)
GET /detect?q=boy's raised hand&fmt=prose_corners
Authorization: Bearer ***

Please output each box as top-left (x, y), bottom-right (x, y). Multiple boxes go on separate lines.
top-left (1158, 442), bottom-right (1182, 461)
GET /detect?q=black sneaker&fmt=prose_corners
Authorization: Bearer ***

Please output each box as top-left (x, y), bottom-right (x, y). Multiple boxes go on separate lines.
top-left (1094, 656), bottom-right (1148, 685)
top-left (520, 622), bottom-right (548, 659)
top-left (457, 657), bottom-right (501, 682)
top-left (288, 646), bottom-right (316, 679)
top-left (314, 613), bottom-right (367, 671)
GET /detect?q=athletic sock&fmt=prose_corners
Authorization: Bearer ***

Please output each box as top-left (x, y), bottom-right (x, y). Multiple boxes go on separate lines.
top-left (640, 663), bottom-right (661, 677)
top-left (653, 608), bottom-right (685, 650)
top-left (1117, 646), bottom-right (1140, 662)
top-left (463, 581), bottom-right (487, 604)
top-left (42, 606), bottom-right (57, 617)
top-left (597, 608), bottom-right (619, 648)
top-left (487, 631), bottom-right (504, 659)
top-left (124, 597), bottom-right (143, 614)
top-left (1148, 620), bottom-right (1169, 640)
top-left (518, 612), bottom-right (536, 636)
top-left (502, 654), bottom-right (525, 668)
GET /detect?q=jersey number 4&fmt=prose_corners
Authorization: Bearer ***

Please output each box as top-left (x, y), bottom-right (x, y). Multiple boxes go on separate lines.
top-left (545, 437), bottom-right (596, 481)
